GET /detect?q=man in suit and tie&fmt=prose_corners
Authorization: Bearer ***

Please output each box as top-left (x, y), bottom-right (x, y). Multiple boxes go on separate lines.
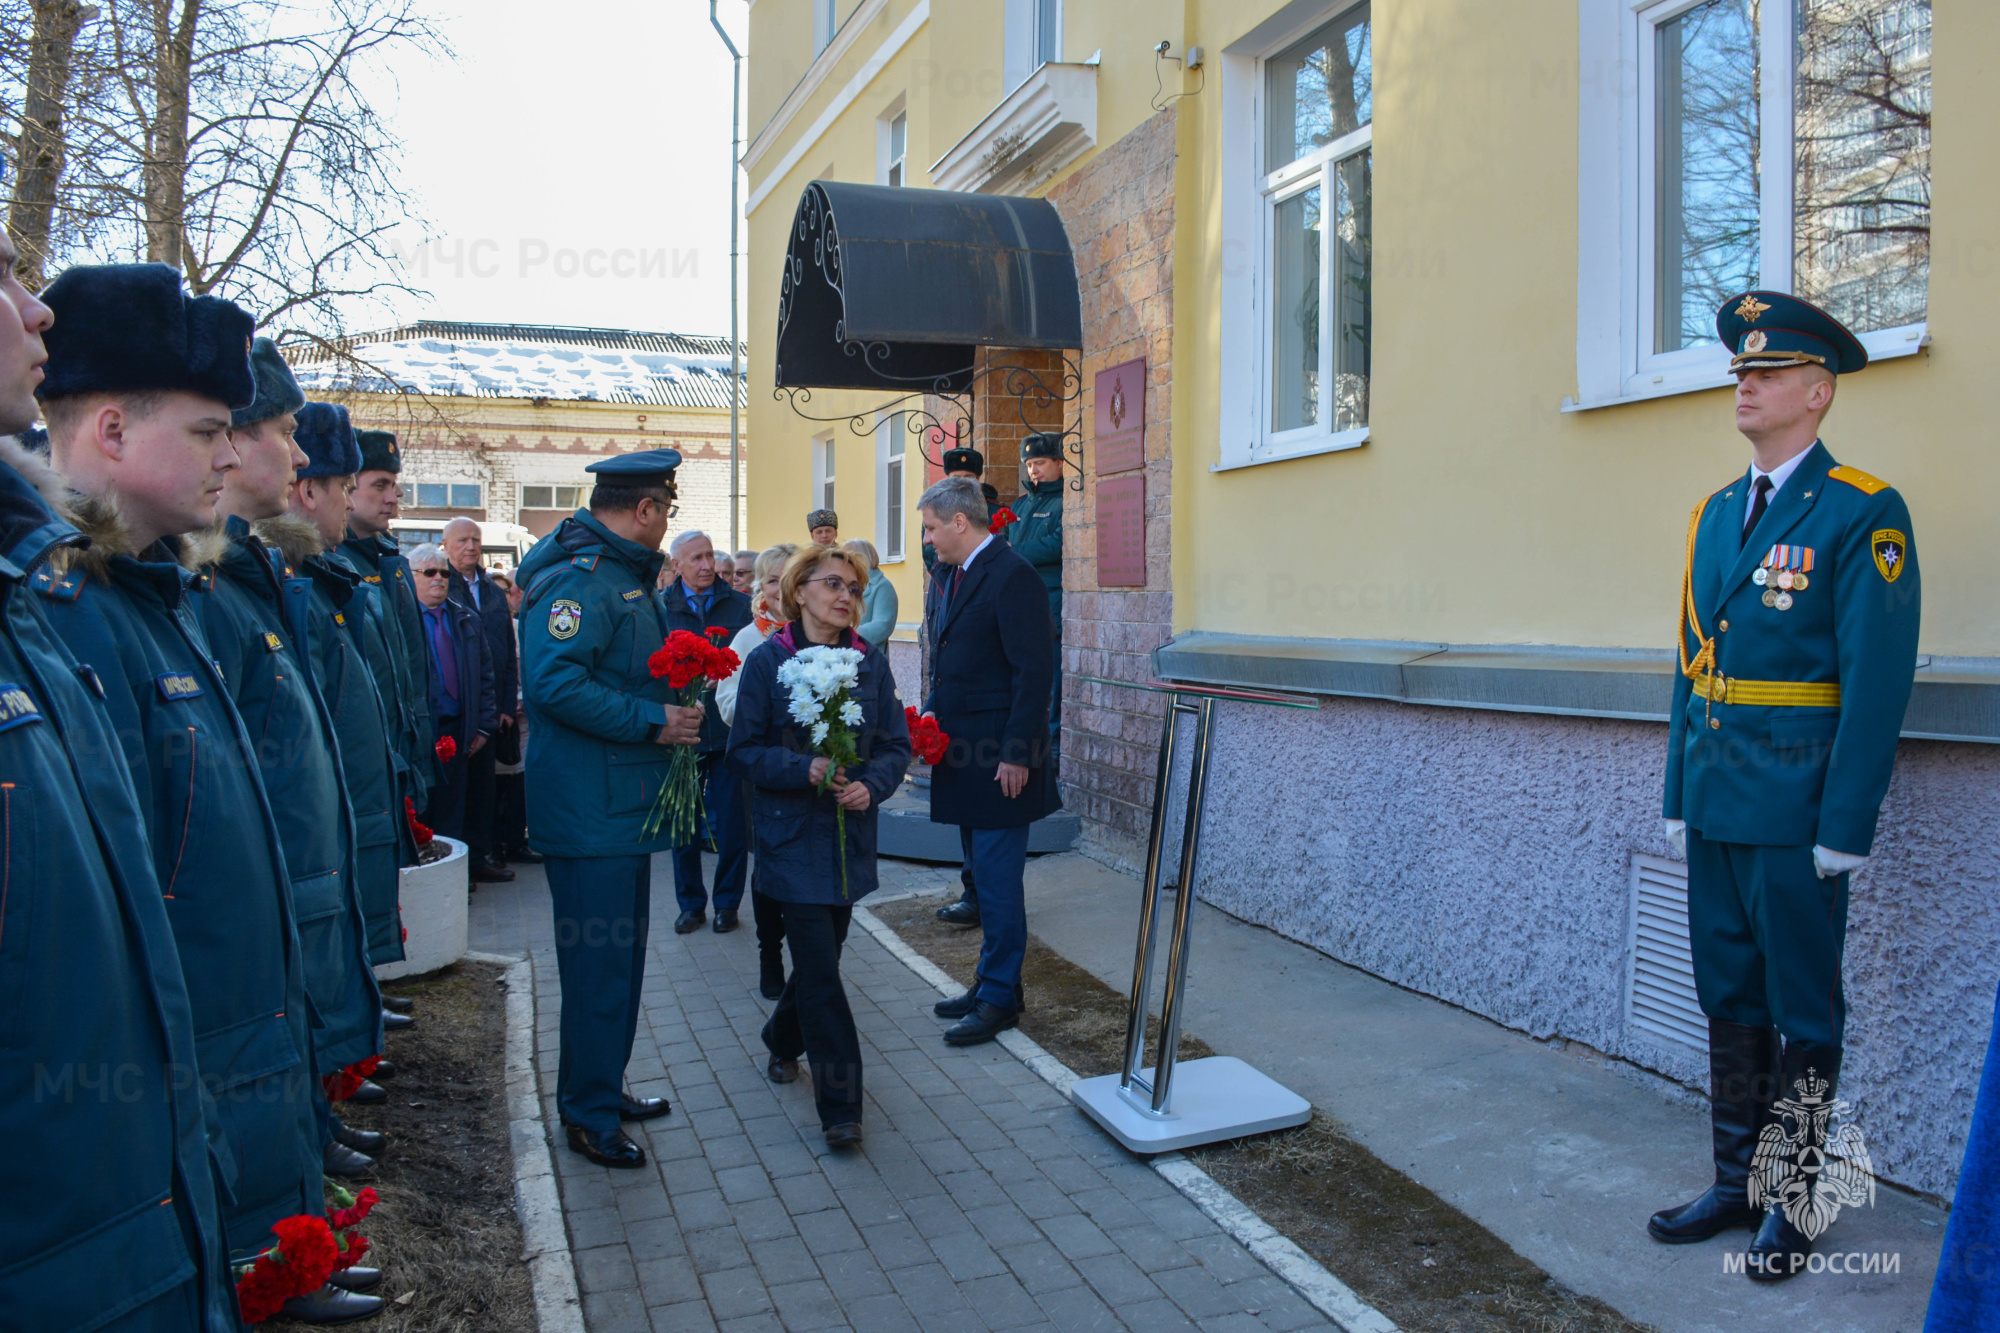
top-left (919, 476), bottom-right (1058, 1046)
top-left (444, 516), bottom-right (520, 883)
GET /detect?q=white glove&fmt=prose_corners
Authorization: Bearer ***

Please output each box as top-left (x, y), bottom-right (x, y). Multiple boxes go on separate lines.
top-left (1813, 845), bottom-right (1868, 879)
top-left (1664, 819), bottom-right (1686, 860)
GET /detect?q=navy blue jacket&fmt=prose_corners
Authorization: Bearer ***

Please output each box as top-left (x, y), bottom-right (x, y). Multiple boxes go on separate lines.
top-left (335, 529), bottom-right (437, 797)
top-left (0, 445), bottom-right (237, 1331)
top-left (728, 627), bottom-right (910, 903)
top-left (451, 563), bottom-right (518, 720)
top-left (925, 538), bottom-right (1058, 828)
top-left (420, 593), bottom-right (498, 745)
top-left (660, 575), bottom-right (753, 752)
top-left (35, 504), bottom-right (321, 1263)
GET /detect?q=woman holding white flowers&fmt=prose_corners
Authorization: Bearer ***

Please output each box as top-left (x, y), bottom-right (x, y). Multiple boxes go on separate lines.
top-left (727, 545), bottom-right (911, 1149)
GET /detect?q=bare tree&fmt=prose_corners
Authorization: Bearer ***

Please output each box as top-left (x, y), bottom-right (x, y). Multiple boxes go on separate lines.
top-left (4, 0), bottom-right (97, 289)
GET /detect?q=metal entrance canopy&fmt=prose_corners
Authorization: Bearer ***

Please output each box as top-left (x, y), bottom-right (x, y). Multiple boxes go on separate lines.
top-left (775, 181), bottom-right (1084, 393)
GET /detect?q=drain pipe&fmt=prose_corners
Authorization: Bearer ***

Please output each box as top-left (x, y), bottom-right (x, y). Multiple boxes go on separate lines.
top-left (710, 0), bottom-right (743, 551)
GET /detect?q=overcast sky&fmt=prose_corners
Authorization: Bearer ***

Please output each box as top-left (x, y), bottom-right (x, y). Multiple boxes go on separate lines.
top-left (378, 0), bottom-right (747, 338)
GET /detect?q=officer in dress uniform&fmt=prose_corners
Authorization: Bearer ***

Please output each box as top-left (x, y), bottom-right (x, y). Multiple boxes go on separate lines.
top-left (0, 243), bottom-right (237, 1333)
top-left (34, 263), bottom-right (380, 1322)
top-left (517, 451), bottom-right (702, 1168)
top-left (1008, 432), bottom-right (1065, 768)
top-left (1650, 291), bottom-right (1920, 1281)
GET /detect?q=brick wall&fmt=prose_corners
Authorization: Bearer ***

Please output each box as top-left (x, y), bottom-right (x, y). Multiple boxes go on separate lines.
top-left (1046, 106), bottom-right (1178, 853)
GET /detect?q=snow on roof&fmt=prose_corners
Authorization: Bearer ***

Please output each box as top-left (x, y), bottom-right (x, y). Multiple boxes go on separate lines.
top-left (285, 321), bottom-right (745, 410)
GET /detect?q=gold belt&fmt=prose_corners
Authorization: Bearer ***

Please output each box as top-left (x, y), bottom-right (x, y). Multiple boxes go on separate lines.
top-left (1694, 674), bottom-right (1842, 707)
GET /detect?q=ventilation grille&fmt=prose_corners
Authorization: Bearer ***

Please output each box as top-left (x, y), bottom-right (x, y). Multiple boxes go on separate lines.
top-left (1628, 854), bottom-right (1708, 1050)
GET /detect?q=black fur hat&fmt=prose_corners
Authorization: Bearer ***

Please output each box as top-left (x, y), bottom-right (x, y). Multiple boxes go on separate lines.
top-left (296, 403), bottom-right (362, 479)
top-left (232, 337), bottom-right (306, 428)
top-left (356, 429), bottom-right (401, 474)
top-left (36, 263), bottom-right (257, 409)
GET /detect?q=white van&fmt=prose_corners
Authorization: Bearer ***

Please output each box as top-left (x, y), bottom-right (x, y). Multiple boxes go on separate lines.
top-left (387, 519), bottom-right (538, 572)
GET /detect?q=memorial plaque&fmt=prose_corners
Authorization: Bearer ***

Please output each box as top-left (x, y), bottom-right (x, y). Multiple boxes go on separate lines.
top-left (1093, 357), bottom-right (1146, 475)
top-left (1096, 473), bottom-right (1146, 586)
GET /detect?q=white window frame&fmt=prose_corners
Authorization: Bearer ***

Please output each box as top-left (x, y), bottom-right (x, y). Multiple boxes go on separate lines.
top-left (877, 98), bottom-right (908, 187)
top-left (1215, 0), bottom-right (1373, 472)
top-left (875, 412), bottom-right (907, 562)
top-left (812, 0), bottom-right (838, 56)
top-left (1569, 0), bottom-right (1929, 413)
top-left (813, 434), bottom-right (836, 514)
top-left (1003, 0), bottom-right (1060, 94)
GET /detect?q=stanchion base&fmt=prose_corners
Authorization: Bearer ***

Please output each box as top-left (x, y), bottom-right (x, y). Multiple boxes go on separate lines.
top-left (1070, 1056), bottom-right (1311, 1153)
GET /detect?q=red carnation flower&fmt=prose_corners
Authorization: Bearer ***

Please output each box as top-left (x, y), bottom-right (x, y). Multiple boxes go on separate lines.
top-left (334, 1231), bottom-right (371, 1272)
top-left (650, 629), bottom-right (718, 690)
top-left (705, 624), bottom-right (732, 642)
top-left (988, 506), bottom-right (1018, 534)
top-left (405, 796), bottom-right (433, 847)
top-left (904, 706), bottom-right (950, 767)
top-left (330, 1186), bottom-right (379, 1232)
top-left (434, 734), bottom-right (457, 764)
top-left (236, 1258), bottom-right (292, 1323)
top-left (703, 642), bottom-right (741, 681)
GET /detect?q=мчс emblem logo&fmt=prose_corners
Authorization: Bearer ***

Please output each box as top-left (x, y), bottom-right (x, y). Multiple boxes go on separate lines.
top-left (548, 599), bottom-right (584, 640)
top-left (1871, 529), bottom-right (1907, 583)
top-left (1750, 1066), bottom-right (1875, 1241)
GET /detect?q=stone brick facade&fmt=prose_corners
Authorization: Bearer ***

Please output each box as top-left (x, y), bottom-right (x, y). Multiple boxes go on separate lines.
top-left (1045, 106), bottom-right (1178, 854)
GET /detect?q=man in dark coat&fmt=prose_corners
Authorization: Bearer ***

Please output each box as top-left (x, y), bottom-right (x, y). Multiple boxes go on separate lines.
top-left (445, 515), bottom-right (518, 883)
top-left (0, 248), bottom-right (238, 1333)
top-left (918, 476), bottom-right (1057, 1046)
top-left (659, 527), bottom-right (754, 932)
top-left (197, 340), bottom-right (383, 1164)
top-left (35, 263), bottom-right (380, 1322)
top-left (411, 540), bottom-right (497, 844)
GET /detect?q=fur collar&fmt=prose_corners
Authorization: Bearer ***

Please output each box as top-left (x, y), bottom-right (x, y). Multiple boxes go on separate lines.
top-left (0, 435), bottom-right (71, 515)
top-left (51, 491), bottom-right (229, 580)
top-left (250, 512), bottom-right (328, 570)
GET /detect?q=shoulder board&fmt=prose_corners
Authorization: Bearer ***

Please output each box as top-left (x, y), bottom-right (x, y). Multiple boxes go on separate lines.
top-left (28, 568), bottom-right (84, 602)
top-left (570, 554), bottom-right (600, 572)
top-left (1827, 464), bottom-right (1890, 496)
top-left (361, 573), bottom-right (382, 584)
top-left (194, 571), bottom-right (215, 593)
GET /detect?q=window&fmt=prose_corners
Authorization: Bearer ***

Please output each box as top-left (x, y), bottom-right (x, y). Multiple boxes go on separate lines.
top-left (812, 0), bottom-right (837, 56)
top-left (412, 483), bottom-right (447, 508)
top-left (876, 413), bottom-right (906, 561)
top-left (885, 111), bottom-right (907, 188)
top-left (1574, 0), bottom-right (1930, 408)
top-left (1036, 0), bottom-right (1061, 66)
top-left (813, 435), bottom-right (836, 514)
top-left (1262, 5), bottom-right (1372, 451)
top-left (1003, 0), bottom-right (1060, 92)
top-left (449, 483), bottom-right (483, 509)
top-left (521, 484), bottom-right (585, 510)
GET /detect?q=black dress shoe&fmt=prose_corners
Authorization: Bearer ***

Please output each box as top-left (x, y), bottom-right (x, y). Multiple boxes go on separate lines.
top-left (824, 1122), bottom-right (863, 1150)
top-left (674, 909), bottom-right (705, 934)
top-left (933, 986), bottom-right (980, 1020)
top-left (281, 1285), bottom-right (384, 1324)
top-left (1747, 1207), bottom-right (1813, 1281)
top-left (348, 1079), bottom-right (388, 1105)
top-left (325, 1267), bottom-right (382, 1293)
top-left (936, 898), bottom-right (981, 927)
top-left (566, 1124), bottom-right (647, 1168)
top-left (380, 996), bottom-right (414, 1014)
top-left (381, 1009), bottom-right (414, 1031)
top-left (944, 1002), bottom-right (1019, 1046)
top-left (504, 845), bottom-right (546, 864)
top-left (471, 861), bottom-right (515, 884)
top-left (1648, 1184), bottom-right (1761, 1243)
top-left (620, 1093), bottom-right (673, 1121)
top-left (713, 908), bottom-right (740, 933)
top-left (759, 951), bottom-right (785, 1000)
top-left (322, 1140), bottom-right (375, 1178)
top-left (368, 1059), bottom-right (396, 1081)
top-left (767, 1054), bottom-right (800, 1083)
top-left (331, 1115), bottom-right (387, 1156)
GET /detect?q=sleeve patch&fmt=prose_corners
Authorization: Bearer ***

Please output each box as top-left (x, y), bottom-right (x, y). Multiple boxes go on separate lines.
top-left (547, 599), bottom-right (584, 639)
top-left (1828, 465), bottom-right (1890, 496)
top-left (0, 683), bottom-right (43, 733)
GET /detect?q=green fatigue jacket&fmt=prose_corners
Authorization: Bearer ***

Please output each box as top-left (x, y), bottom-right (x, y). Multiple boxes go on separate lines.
top-left (34, 506), bottom-right (320, 1263)
top-left (267, 515), bottom-right (414, 966)
top-left (1666, 441), bottom-right (1921, 854)
top-left (332, 528), bottom-right (437, 811)
top-left (198, 517), bottom-right (381, 1072)
top-left (517, 509), bottom-right (682, 858)
top-left (1005, 476), bottom-right (1064, 624)
top-left (0, 447), bottom-right (237, 1332)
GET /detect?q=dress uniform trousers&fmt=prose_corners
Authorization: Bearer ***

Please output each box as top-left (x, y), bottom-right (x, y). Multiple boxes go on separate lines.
top-left (547, 854), bottom-right (652, 1134)
top-left (1686, 829), bottom-right (1848, 1050)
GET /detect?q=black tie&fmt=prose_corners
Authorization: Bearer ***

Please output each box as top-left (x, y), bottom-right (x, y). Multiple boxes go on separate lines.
top-left (1744, 475), bottom-right (1773, 541)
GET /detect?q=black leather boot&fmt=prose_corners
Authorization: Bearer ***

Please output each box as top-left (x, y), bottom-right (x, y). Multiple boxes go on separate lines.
top-left (1649, 1021), bottom-right (1779, 1243)
top-left (944, 1001), bottom-right (1020, 1046)
top-left (936, 898), bottom-right (981, 927)
top-left (1748, 1043), bottom-right (1844, 1282)
top-left (331, 1113), bottom-right (387, 1157)
top-left (322, 1140), bottom-right (375, 1178)
top-left (280, 1284), bottom-right (384, 1323)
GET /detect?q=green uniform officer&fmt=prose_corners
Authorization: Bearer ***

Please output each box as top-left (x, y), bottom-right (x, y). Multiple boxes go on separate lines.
top-left (1650, 291), bottom-right (1920, 1280)
top-left (1007, 432), bottom-right (1065, 760)
top-left (517, 450), bottom-right (703, 1169)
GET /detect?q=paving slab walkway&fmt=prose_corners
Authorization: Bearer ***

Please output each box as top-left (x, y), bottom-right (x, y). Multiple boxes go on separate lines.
top-left (470, 856), bottom-right (1339, 1333)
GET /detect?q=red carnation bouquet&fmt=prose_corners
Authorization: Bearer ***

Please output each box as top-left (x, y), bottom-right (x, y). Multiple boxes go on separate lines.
top-left (234, 1215), bottom-right (340, 1323)
top-left (643, 629), bottom-right (741, 843)
top-left (905, 706), bottom-right (950, 767)
top-left (988, 506), bottom-right (1018, 535)
top-left (326, 1183), bottom-right (377, 1274)
top-left (434, 734), bottom-right (457, 764)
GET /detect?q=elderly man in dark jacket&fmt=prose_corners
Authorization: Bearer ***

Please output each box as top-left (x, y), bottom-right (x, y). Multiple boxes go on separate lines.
top-left (920, 476), bottom-right (1057, 1047)
top-left (412, 540), bottom-right (498, 850)
top-left (660, 527), bottom-right (754, 932)
top-left (445, 515), bottom-right (519, 882)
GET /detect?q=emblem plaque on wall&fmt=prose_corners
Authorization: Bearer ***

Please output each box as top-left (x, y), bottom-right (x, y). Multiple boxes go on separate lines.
top-left (1093, 358), bottom-right (1146, 476)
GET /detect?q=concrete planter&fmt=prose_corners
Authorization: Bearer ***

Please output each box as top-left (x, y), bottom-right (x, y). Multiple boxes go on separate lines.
top-left (374, 836), bottom-right (468, 981)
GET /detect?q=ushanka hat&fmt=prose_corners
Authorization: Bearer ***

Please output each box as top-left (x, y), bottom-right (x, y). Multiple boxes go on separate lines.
top-left (294, 402), bottom-right (361, 480)
top-left (1716, 290), bottom-right (1869, 375)
top-left (356, 429), bottom-right (401, 474)
top-left (806, 509), bottom-right (839, 531)
top-left (37, 262), bottom-right (257, 409)
top-left (232, 336), bottom-right (307, 428)
top-left (942, 446), bottom-right (984, 475)
top-left (1022, 432), bottom-right (1063, 461)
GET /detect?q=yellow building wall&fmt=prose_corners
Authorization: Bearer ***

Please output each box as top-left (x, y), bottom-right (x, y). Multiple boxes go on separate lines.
top-left (746, 0), bottom-right (1996, 654)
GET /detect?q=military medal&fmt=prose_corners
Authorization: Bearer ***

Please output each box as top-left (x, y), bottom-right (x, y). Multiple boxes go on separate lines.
top-left (1763, 588), bottom-right (1779, 607)
top-left (1753, 568), bottom-right (1769, 586)
top-left (1758, 544), bottom-right (1815, 610)
top-left (1775, 591), bottom-right (1794, 611)
top-left (1777, 569), bottom-right (1795, 591)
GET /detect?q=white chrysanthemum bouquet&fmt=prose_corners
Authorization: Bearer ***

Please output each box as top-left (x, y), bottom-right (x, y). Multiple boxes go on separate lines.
top-left (777, 645), bottom-right (867, 896)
